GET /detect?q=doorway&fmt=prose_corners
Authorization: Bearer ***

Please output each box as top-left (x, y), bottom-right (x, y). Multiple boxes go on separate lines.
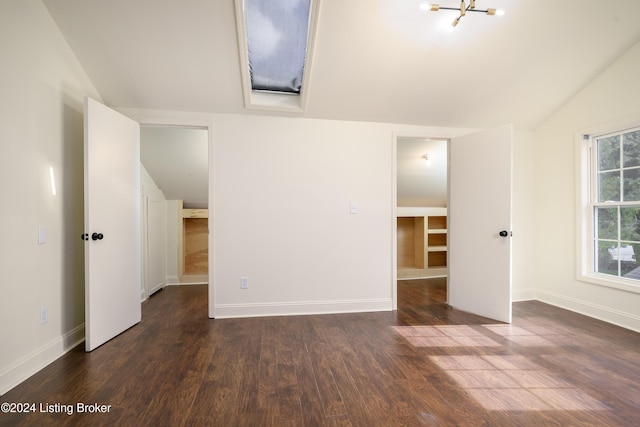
top-left (393, 126), bottom-right (514, 323)
top-left (140, 125), bottom-right (209, 300)
top-left (396, 136), bottom-right (449, 308)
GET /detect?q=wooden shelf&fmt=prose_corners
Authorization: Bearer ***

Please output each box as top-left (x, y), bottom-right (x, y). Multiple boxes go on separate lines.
top-left (397, 208), bottom-right (447, 278)
top-left (178, 201), bottom-right (209, 283)
top-left (427, 233), bottom-right (447, 247)
top-left (428, 215), bottom-right (447, 230)
top-left (427, 251), bottom-right (447, 268)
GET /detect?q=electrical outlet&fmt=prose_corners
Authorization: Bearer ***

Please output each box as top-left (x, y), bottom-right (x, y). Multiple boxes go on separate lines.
top-left (240, 276), bottom-right (249, 289)
top-left (40, 307), bottom-right (48, 324)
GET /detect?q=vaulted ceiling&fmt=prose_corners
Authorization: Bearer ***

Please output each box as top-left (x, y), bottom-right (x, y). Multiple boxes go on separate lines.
top-left (43, 0), bottom-right (640, 131)
top-left (140, 126), bottom-right (209, 209)
top-left (397, 137), bottom-right (448, 207)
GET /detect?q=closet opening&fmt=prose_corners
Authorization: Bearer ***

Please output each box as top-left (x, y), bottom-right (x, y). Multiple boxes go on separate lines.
top-left (140, 125), bottom-right (209, 301)
top-left (396, 137), bottom-right (448, 307)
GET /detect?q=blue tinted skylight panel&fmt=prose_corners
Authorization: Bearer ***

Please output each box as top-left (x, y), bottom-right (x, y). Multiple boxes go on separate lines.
top-left (245, 0), bottom-right (311, 94)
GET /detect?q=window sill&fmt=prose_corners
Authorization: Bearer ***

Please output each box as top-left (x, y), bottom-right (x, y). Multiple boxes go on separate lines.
top-left (246, 91), bottom-right (304, 113)
top-left (578, 272), bottom-right (640, 294)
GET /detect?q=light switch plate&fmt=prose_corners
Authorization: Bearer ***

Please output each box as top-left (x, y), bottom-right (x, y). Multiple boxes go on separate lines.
top-left (38, 226), bottom-right (46, 244)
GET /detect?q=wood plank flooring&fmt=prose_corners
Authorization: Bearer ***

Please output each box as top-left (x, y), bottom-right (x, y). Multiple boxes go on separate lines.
top-left (2, 279), bottom-right (640, 426)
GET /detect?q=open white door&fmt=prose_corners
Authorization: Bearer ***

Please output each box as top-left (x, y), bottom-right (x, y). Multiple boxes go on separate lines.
top-left (84, 97), bottom-right (141, 351)
top-left (448, 125), bottom-right (513, 323)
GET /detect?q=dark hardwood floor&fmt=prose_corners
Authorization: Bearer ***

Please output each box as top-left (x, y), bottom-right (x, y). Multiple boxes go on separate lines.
top-left (2, 279), bottom-right (640, 426)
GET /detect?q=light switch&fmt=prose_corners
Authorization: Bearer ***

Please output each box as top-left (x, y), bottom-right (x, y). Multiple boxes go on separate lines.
top-left (350, 201), bottom-right (358, 214)
top-left (38, 226), bottom-right (46, 244)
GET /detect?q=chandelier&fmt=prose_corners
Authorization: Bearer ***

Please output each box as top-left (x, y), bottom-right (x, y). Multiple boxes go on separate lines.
top-left (422, 1), bottom-right (505, 27)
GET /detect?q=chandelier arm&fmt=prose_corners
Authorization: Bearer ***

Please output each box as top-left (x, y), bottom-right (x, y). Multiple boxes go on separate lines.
top-left (431, 7), bottom-right (492, 13)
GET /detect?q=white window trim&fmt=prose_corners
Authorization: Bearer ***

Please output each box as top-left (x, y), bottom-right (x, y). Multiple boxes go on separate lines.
top-left (576, 118), bottom-right (640, 294)
top-left (234, 0), bottom-right (322, 113)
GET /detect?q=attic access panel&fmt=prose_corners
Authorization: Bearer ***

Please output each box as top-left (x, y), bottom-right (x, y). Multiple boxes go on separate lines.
top-left (245, 0), bottom-right (311, 94)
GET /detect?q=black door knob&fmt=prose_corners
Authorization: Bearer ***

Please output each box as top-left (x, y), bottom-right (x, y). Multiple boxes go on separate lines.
top-left (91, 232), bottom-right (104, 241)
top-left (499, 230), bottom-right (509, 237)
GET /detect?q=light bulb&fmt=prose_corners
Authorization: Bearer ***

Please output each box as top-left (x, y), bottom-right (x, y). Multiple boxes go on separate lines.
top-left (420, 3), bottom-right (440, 11)
top-left (487, 8), bottom-right (505, 16)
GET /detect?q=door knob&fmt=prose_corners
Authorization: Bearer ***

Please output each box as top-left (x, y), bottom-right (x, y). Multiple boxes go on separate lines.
top-left (91, 232), bottom-right (104, 241)
top-left (499, 230), bottom-right (510, 237)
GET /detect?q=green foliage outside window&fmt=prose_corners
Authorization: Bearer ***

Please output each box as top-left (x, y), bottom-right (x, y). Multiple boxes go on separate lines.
top-left (595, 130), bottom-right (640, 278)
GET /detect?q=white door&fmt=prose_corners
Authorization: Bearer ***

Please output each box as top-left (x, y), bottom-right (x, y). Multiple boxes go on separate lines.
top-left (84, 97), bottom-right (141, 351)
top-left (448, 125), bottom-right (513, 323)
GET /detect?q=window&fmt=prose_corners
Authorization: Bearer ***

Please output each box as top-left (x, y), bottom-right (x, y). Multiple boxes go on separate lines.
top-left (578, 124), bottom-right (640, 293)
top-left (245, 0), bottom-right (311, 94)
top-left (235, 0), bottom-right (321, 112)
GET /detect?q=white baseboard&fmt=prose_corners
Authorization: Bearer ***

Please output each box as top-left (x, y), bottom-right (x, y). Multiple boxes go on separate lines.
top-left (169, 282), bottom-right (207, 286)
top-left (165, 275), bottom-right (179, 285)
top-left (150, 281), bottom-right (165, 295)
top-left (512, 288), bottom-right (536, 302)
top-left (0, 324), bottom-right (85, 396)
top-left (214, 298), bottom-right (393, 319)
top-left (536, 290), bottom-right (640, 333)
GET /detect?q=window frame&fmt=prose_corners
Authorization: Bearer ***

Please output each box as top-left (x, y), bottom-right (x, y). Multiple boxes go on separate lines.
top-left (234, 0), bottom-right (322, 113)
top-left (577, 120), bottom-right (640, 294)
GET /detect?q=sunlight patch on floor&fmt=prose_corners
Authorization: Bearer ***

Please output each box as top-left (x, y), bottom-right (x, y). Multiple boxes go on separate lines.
top-left (482, 324), bottom-right (562, 346)
top-left (391, 325), bottom-right (501, 347)
top-left (429, 354), bottom-right (609, 411)
top-left (393, 324), bottom-right (609, 412)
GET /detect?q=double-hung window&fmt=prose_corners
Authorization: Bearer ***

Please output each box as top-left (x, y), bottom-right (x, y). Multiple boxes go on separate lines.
top-left (579, 125), bottom-right (640, 292)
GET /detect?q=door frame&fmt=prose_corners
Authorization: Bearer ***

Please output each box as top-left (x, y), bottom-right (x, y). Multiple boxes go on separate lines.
top-left (120, 109), bottom-right (216, 318)
top-left (392, 128), bottom-right (513, 320)
top-left (392, 131), bottom-right (455, 309)
top-left (391, 129), bottom-right (479, 310)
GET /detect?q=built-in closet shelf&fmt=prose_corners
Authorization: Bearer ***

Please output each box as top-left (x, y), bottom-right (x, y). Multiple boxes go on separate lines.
top-left (397, 207), bottom-right (447, 279)
top-left (178, 201), bottom-right (209, 284)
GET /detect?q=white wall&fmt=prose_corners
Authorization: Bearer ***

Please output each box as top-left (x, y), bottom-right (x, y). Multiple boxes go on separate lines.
top-left (210, 115), bottom-right (535, 317)
top-left (121, 107), bottom-right (537, 320)
top-left (0, 0), bottom-right (101, 394)
top-left (512, 130), bottom-right (536, 300)
top-left (165, 200), bottom-right (180, 285)
top-left (140, 164), bottom-right (167, 298)
top-left (534, 40), bottom-right (640, 331)
top-left (212, 115), bottom-right (399, 317)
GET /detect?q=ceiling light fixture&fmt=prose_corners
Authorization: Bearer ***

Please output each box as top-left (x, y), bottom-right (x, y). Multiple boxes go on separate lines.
top-left (423, 154), bottom-right (432, 167)
top-left (424, 1), bottom-right (505, 27)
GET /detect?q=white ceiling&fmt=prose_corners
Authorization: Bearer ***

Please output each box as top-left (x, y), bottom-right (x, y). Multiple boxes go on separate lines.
top-left (42, 0), bottom-right (640, 130)
top-left (397, 138), bottom-right (448, 207)
top-left (40, 0), bottom-right (640, 208)
top-left (140, 126), bottom-right (208, 209)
